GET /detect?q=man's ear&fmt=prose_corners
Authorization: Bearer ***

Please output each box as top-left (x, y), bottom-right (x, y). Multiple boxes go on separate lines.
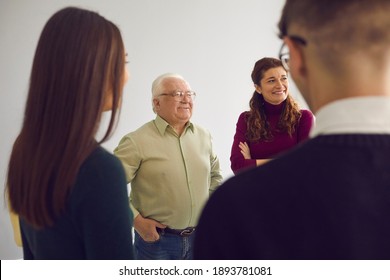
top-left (285, 37), bottom-right (306, 79)
top-left (153, 98), bottom-right (160, 112)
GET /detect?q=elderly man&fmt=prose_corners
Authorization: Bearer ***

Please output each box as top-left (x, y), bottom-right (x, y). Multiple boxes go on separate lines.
top-left (114, 73), bottom-right (222, 260)
top-left (194, 0), bottom-right (390, 259)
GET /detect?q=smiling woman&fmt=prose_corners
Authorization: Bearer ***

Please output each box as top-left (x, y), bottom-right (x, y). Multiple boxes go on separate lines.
top-left (254, 66), bottom-right (289, 105)
top-left (230, 57), bottom-right (314, 174)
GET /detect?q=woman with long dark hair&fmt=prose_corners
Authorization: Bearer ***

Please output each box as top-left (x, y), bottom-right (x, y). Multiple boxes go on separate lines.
top-left (6, 7), bottom-right (134, 259)
top-left (230, 57), bottom-right (314, 174)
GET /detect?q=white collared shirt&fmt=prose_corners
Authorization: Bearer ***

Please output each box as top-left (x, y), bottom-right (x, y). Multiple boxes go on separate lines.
top-left (310, 96), bottom-right (390, 137)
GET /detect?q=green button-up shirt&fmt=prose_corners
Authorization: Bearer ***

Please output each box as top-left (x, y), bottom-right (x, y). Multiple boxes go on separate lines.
top-left (114, 115), bottom-right (223, 229)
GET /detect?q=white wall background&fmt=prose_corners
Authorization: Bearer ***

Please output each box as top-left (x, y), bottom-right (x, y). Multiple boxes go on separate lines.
top-left (0, 0), bottom-right (306, 259)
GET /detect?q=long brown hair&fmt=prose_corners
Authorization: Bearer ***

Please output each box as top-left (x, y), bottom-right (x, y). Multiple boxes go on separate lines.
top-left (246, 57), bottom-right (301, 142)
top-left (6, 7), bottom-right (126, 228)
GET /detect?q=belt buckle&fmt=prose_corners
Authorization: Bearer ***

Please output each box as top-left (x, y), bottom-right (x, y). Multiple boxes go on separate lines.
top-left (179, 227), bottom-right (195, 237)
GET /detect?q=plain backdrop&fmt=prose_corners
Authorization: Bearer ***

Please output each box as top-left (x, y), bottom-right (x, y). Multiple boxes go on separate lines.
top-left (0, 0), bottom-right (308, 259)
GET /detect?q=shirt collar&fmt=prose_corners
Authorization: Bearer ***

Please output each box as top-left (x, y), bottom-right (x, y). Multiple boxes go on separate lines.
top-left (154, 115), bottom-right (194, 136)
top-left (310, 96), bottom-right (390, 137)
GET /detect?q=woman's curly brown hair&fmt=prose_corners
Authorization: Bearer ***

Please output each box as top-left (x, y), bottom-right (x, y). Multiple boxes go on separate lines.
top-left (246, 57), bottom-right (302, 142)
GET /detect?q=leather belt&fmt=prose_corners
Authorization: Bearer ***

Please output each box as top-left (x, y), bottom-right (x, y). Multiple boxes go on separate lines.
top-left (161, 227), bottom-right (196, 237)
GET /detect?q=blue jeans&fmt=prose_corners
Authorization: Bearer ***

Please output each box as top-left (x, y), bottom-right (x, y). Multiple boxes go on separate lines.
top-left (134, 230), bottom-right (195, 260)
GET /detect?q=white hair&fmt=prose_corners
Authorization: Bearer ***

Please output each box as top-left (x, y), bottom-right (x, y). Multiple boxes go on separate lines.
top-left (151, 73), bottom-right (186, 113)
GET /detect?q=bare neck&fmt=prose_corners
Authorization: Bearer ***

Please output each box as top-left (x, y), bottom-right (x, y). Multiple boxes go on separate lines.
top-left (307, 56), bottom-right (390, 114)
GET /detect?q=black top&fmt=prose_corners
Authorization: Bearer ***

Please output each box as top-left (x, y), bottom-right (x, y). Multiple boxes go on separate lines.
top-left (194, 134), bottom-right (390, 259)
top-left (20, 146), bottom-right (134, 259)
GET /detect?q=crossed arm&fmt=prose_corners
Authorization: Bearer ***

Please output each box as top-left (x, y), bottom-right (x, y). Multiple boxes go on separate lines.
top-left (239, 141), bottom-right (270, 166)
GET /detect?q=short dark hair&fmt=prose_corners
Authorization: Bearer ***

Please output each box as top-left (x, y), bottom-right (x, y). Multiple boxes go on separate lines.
top-left (279, 0), bottom-right (390, 45)
top-left (278, 0), bottom-right (390, 70)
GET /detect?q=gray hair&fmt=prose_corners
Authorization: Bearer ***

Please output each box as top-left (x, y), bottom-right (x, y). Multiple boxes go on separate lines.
top-left (151, 73), bottom-right (186, 113)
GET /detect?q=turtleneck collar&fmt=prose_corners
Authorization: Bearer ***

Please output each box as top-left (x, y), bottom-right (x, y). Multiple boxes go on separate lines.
top-left (263, 99), bottom-right (286, 115)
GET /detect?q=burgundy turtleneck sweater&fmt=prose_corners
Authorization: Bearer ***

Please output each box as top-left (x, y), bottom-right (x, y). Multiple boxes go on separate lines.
top-left (230, 100), bottom-right (314, 174)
